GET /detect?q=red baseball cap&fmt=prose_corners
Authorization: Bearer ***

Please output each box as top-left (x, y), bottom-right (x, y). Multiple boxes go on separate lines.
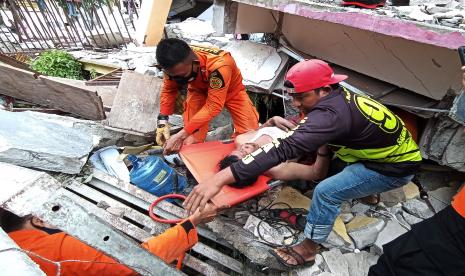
top-left (285, 59), bottom-right (348, 93)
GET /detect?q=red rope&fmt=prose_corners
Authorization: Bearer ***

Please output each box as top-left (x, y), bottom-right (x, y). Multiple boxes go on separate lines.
top-left (148, 194), bottom-right (186, 224)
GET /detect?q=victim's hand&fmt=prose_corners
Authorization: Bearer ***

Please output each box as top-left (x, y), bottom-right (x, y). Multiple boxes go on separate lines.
top-left (265, 116), bottom-right (296, 131)
top-left (183, 181), bottom-right (223, 213)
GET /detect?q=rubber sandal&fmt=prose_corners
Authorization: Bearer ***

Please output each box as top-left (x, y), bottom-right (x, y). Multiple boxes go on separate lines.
top-left (269, 247), bottom-right (315, 270)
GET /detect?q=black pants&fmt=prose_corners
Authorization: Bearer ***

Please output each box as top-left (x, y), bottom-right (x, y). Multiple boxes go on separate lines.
top-left (369, 206), bottom-right (465, 276)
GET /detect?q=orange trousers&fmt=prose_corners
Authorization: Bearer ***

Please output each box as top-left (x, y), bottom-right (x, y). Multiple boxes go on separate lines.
top-left (183, 90), bottom-right (259, 142)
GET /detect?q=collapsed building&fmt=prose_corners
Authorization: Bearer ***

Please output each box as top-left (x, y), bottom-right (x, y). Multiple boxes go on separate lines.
top-left (1, 0), bottom-right (465, 275)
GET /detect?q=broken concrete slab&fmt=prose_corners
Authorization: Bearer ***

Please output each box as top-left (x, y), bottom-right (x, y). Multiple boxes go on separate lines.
top-left (322, 248), bottom-right (349, 276)
top-left (26, 111), bottom-right (125, 150)
top-left (402, 211), bottom-right (424, 226)
top-left (402, 198), bottom-right (435, 219)
top-left (420, 116), bottom-right (465, 172)
top-left (343, 251), bottom-right (379, 276)
top-left (428, 186), bottom-right (456, 212)
top-left (403, 182), bottom-right (420, 200)
top-left (293, 263), bottom-right (321, 276)
top-left (0, 229), bottom-right (45, 276)
top-left (373, 220), bottom-right (409, 254)
top-left (0, 110), bottom-right (94, 174)
top-left (223, 40), bottom-right (289, 93)
top-left (346, 216), bottom-right (386, 249)
top-left (351, 203), bottom-right (371, 215)
top-left (166, 18), bottom-right (216, 41)
top-left (0, 162), bottom-right (63, 216)
top-left (380, 190), bottom-right (404, 207)
top-left (380, 186), bottom-right (408, 206)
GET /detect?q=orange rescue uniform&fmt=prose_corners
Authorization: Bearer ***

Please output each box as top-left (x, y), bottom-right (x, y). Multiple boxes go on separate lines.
top-left (8, 219), bottom-right (198, 275)
top-left (452, 185), bottom-right (465, 218)
top-left (160, 46), bottom-right (259, 142)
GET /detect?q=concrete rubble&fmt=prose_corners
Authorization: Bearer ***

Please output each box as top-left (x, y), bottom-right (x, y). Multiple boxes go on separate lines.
top-left (346, 216), bottom-right (386, 249)
top-left (373, 220), bottom-right (409, 254)
top-left (0, 110), bottom-right (94, 174)
top-left (402, 198), bottom-right (436, 219)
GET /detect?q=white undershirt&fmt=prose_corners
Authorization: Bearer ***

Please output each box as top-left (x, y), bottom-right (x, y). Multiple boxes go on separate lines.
top-left (249, 126), bottom-right (287, 143)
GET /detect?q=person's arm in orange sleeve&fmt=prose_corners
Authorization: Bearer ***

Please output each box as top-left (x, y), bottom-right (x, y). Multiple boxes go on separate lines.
top-left (141, 203), bottom-right (219, 263)
top-left (57, 233), bottom-right (137, 275)
top-left (141, 219), bottom-right (198, 264)
top-left (160, 76), bottom-right (180, 116)
top-left (183, 66), bottom-right (231, 134)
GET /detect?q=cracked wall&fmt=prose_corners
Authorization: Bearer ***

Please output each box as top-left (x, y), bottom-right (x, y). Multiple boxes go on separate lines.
top-left (235, 3), bottom-right (463, 100)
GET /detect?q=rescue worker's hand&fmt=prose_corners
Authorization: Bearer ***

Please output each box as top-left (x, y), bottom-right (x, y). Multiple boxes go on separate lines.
top-left (264, 116), bottom-right (296, 131)
top-left (155, 124), bottom-right (171, 146)
top-left (461, 66), bottom-right (465, 88)
top-left (188, 203), bottom-right (228, 225)
top-left (184, 168), bottom-right (234, 213)
top-left (163, 129), bottom-right (189, 155)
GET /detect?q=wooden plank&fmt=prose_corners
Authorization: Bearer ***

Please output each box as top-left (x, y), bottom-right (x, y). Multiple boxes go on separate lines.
top-left (135, 0), bottom-right (173, 46)
top-left (0, 63), bottom-right (105, 120)
top-left (107, 71), bottom-right (161, 134)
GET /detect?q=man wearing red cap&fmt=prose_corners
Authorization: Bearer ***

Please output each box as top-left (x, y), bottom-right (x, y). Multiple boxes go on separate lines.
top-left (183, 59), bottom-right (422, 268)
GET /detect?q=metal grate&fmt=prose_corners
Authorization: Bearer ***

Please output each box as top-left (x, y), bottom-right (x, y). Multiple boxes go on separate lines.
top-left (0, 0), bottom-right (137, 53)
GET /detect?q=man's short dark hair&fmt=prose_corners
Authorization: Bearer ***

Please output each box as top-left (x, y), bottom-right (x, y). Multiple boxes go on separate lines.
top-left (218, 155), bottom-right (258, 188)
top-left (156, 38), bottom-right (193, 69)
top-left (0, 209), bottom-right (29, 233)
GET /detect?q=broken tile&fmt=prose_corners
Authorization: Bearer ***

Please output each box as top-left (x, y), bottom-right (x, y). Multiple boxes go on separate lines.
top-left (346, 216), bottom-right (385, 249)
top-left (343, 251), bottom-right (379, 276)
top-left (373, 220), bottom-right (409, 254)
top-left (0, 110), bottom-right (93, 174)
top-left (402, 198), bottom-right (435, 219)
top-left (322, 248), bottom-right (349, 276)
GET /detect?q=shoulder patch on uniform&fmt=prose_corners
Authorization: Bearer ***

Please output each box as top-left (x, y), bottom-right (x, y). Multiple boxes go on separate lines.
top-left (209, 70), bottom-right (225, 89)
top-left (191, 45), bottom-right (223, 55)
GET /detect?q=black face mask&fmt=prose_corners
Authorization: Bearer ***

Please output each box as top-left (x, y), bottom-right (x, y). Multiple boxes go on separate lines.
top-left (31, 219), bottom-right (62, 235)
top-left (170, 61), bottom-right (199, 85)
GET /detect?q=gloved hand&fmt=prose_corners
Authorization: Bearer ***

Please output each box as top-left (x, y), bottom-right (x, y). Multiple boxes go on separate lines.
top-left (155, 115), bottom-right (170, 146)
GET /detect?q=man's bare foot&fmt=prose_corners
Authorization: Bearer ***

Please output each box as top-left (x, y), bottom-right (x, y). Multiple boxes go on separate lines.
top-left (272, 238), bottom-right (319, 267)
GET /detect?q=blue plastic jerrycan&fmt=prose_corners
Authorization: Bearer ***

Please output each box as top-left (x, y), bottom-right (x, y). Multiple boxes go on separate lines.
top-left (127, 155), bottom-right (186, 197)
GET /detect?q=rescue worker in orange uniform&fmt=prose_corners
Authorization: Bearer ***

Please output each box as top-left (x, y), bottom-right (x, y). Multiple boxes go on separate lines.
top-left (0, 204), bottom-right (217, 275)
top-left (155, 38), bottom-right (259, 154)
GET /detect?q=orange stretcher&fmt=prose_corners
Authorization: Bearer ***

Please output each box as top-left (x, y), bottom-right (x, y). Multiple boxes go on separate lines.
top-left (179, 141), bottom-right (279, 207)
